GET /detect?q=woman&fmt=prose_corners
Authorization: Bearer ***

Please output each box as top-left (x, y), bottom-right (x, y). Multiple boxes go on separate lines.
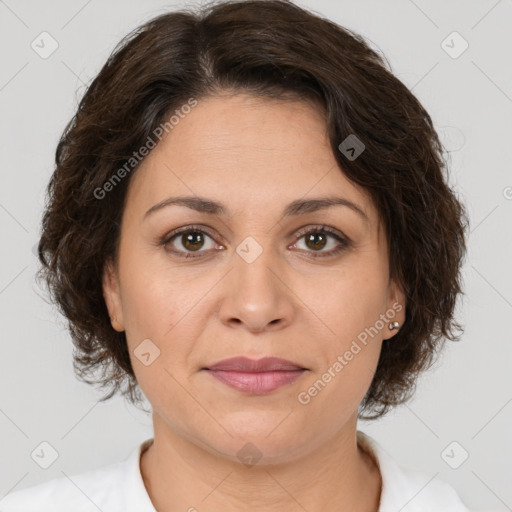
top-left (0, 0), bottom-right (471, 510)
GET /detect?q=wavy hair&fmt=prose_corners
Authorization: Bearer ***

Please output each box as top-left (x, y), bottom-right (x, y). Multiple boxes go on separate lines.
top-left (37, 0), bottom-right (469, 419)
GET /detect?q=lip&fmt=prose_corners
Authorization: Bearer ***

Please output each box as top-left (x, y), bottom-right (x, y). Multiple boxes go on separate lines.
top-left (203, 357), bottom-right (308, 394)
top-left (205, 356), bottom-right (306, 372)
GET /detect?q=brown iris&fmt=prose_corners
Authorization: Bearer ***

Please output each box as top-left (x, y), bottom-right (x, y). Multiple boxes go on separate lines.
top-left (304, 232), bottom-right (328, 251)
top-left (181, 231), bottom-right (205, 251)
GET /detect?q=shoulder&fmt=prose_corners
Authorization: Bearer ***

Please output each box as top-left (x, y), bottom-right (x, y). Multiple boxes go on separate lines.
top-left (0, 439), bottom-right (154, 512)
top-left (357, 431), bottom-right (471, 512)
top-left (0, 461), bottom-right (124, 512)
top-left (389, 465), bottom-right (470, 511)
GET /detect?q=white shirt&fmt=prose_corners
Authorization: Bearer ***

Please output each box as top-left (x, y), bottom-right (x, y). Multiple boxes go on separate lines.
top-left (0, 430), bottom-right (470, 511)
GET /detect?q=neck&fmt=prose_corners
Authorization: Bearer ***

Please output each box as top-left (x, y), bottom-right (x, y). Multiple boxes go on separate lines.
top-left (140, 414), bottom-right (381, 512)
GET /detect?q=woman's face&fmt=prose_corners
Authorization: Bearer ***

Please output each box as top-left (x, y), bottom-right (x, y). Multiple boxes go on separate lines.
top-left (103, 93), bottom-right (405, 464)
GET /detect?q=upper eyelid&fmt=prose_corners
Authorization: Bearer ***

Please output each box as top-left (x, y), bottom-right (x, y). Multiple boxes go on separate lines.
top-left (164, 224), bottom-right (347, 247)
top-left (164, 225), bottom-right (224, 245)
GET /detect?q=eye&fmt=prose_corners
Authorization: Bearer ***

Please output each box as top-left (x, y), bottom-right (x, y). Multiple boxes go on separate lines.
top-left (161, 225), bottom-right (221, 259)
top-left (291, 225), bottom-right (350, 258)
top-left (160, 224), bottom-right (350, 259)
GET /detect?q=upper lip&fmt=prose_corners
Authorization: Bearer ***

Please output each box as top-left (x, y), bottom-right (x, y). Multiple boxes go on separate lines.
top-left (204, 356), bottom-right (307, 372)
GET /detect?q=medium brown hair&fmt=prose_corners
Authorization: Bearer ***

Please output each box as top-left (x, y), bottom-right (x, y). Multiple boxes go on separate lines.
top-left (37, 0), bottom-right (469, 419)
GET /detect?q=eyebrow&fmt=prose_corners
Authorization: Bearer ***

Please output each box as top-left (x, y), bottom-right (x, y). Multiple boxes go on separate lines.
top-left (144, 195), bottom-right (369, 224)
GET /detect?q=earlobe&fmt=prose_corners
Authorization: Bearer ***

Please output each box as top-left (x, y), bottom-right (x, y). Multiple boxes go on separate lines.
top-left (102, 259), bottom-right (125, 332)
top-left (384, 279), bottom-right (406, 340)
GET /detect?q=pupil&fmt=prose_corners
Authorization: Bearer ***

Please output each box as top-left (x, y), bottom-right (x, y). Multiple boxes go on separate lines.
top-left (306, 232), bottom-right (326, 250)
top-left (183, 231), bottom-right (204, 251)
top-left (180, 231), bottom-right (327, 252)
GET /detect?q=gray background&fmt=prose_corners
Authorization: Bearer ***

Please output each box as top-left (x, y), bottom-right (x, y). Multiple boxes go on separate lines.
top-left (1, 0), bottom-right (511, 510)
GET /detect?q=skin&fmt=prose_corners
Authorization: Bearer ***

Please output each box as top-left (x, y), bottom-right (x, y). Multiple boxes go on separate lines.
top-left (103, 92), bottom-right (406, 512)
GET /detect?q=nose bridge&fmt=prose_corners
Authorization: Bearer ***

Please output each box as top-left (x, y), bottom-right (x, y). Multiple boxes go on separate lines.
top-left (233, 233), bottom-right (282, 297)
top-left (218, 233), bottom-right (293, 331)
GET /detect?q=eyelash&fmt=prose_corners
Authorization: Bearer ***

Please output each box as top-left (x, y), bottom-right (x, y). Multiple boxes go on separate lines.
top-left (159, 224), bottom-right (351, 260)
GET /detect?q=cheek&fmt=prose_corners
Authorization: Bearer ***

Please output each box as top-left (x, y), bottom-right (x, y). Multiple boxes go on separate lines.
top-left (119, 265), bottom-right (209, 380)
top-left (298, 326), bottom-right (383, 427)
top-left (303, 259), bottom-right (387, 400)
top-left (118, 244), bottom-right (181, 334)
top-left (316, 263), bottom-right (388, 342)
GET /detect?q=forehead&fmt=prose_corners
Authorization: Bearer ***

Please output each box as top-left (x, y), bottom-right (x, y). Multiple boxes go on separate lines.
top-left (126, 93), bottom-right (379, 230)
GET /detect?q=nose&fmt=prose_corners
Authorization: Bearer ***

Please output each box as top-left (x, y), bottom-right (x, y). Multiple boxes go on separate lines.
top-left (217, 243), bottom-right (295, 334)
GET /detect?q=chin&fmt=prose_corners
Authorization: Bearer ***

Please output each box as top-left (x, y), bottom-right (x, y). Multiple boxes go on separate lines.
top-left (198, 421), bottom-right (314, 467)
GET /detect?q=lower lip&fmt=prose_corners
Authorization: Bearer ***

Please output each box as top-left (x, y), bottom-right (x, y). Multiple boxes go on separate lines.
top-left (205, 369), bottom-right (306, 394)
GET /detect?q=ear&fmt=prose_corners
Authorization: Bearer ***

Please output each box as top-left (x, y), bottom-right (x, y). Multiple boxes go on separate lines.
top-left (384, 278), bottom-right (406, 341)
top-left (102, 257), bottom-right (125, 332)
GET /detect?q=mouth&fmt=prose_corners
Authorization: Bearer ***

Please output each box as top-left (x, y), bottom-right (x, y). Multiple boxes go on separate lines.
top-left (202, 356), bottom-right (308, 394)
